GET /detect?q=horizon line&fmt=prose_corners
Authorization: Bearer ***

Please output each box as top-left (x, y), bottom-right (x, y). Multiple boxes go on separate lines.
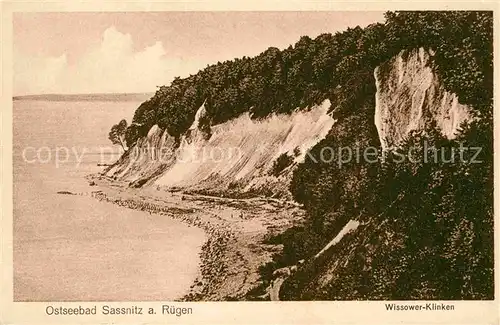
top-left (14, 91), bottom-right (155, 97)
top-left (13, 92), bottom-right (155, 102)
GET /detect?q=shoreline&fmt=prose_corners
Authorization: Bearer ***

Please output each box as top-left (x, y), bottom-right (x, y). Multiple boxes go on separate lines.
top-left (89, 185), bottom-right (233, 301)
top-left (86, 173), bottom-right (305, 301)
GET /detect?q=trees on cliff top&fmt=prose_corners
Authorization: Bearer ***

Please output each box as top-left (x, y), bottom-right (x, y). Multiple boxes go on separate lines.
top-left (108, 119), bottom-right (128, 150)
top-left (124, 11), bottom-right (492, 147)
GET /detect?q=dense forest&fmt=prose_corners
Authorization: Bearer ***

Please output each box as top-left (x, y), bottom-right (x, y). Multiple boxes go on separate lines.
top-left (122, 11), bottom-right (493, 299)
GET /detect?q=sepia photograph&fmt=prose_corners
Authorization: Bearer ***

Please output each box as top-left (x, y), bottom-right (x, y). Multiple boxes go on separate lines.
top-left (2, 4), bottom-right (498, 323)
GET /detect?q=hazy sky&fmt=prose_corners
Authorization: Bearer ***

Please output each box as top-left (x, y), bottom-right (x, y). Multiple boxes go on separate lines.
top-left (14, 12), bottom-right (385, 95)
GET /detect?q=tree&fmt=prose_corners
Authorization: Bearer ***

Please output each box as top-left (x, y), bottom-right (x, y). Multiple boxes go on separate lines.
top-left (108, 119), bottom-right (128, 150)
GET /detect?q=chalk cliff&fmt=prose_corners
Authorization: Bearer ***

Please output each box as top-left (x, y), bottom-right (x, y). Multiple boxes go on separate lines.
top-left (105, 100), bottom-right (335, 197)
top-left (374, 48), bottom-right (471, 150)
top-left (106, 48), bottom-right (473, 196)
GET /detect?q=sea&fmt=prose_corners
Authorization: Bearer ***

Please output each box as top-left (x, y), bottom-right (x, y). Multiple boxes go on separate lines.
top-left (12, 98), bottom-right (205, 301)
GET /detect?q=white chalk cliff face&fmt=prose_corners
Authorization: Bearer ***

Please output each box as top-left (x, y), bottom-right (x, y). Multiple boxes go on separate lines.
top-left (105, 100), bottom-right (335, 196)
top-left (374, 48), bottom-right (471, 150)
top-left (106, 48), bottom-right (471, 194)
top-left (105, 123), bottom-right (177, 185)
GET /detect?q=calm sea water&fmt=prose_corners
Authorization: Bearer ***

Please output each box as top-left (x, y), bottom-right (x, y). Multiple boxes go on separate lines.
top-left (13, 100), bottom-right (205, 301)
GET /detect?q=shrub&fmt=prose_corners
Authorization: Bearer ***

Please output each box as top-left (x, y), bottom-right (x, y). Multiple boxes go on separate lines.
top-left (269, 153), bottom-right (294, 177)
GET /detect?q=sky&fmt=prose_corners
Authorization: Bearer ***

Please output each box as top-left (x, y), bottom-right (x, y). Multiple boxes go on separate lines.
top-left (13, 12), bottom-right (386, 96)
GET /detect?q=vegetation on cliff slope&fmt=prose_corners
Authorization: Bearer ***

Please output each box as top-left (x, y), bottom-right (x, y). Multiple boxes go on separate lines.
top-left (119, 11), bottom-right (493, 299)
